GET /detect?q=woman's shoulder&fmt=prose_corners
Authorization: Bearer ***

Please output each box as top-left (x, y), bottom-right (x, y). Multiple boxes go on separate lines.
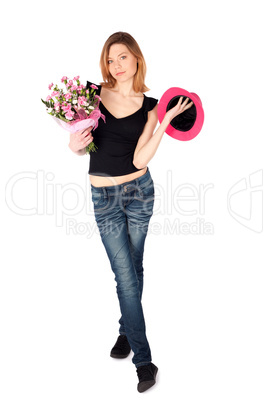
top-left (143, 93), bottom-right (158, 112)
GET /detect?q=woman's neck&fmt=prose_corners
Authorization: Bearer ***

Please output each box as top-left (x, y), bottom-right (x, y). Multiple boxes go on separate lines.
top-left (114, 79), bottom-right (137, 97)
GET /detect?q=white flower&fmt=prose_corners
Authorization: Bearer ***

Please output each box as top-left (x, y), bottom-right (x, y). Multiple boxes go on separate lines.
top-left (47, 107), bottom-right (53, 113)
top-left (88, 106), bottom-right (94, 110)
top-left (72, 100), bottom-right (77, 104)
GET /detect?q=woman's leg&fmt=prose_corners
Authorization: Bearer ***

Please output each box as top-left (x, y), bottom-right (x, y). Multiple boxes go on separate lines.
top-left (118, 232), bottom-right (146, 337)
top-left (118, 176), bottom-right (155, 350)
top-left (118, 217), bottom-right (151, 335)
top-left (92, 187), bottom-right (152, 367)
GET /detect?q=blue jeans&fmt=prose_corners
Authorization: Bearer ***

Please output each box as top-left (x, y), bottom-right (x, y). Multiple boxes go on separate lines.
top-left (91, 168), bottom-right (154, 367)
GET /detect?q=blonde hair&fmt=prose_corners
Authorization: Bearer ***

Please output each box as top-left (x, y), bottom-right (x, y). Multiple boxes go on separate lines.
top-left (100, 32), bottom-right (149, 93)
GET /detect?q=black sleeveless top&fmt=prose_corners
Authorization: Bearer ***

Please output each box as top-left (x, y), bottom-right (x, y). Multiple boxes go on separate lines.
top-left (86, 82), bottom-right (158, 177)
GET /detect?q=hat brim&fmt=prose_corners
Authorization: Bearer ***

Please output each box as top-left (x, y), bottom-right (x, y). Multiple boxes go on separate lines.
top-left (157, 87), bottom-right (204, 141)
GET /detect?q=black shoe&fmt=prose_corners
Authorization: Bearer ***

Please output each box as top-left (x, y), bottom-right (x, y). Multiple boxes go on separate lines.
top-left (136, 363), bottom-right (158, 393)
top-left (110, 335), bottom-right (131, 359)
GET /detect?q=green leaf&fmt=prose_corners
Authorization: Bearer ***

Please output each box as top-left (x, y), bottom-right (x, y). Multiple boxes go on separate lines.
top-left (56, 114), bottom-right (70, 123)
top-left (41, 98), bottom-right (49, 107)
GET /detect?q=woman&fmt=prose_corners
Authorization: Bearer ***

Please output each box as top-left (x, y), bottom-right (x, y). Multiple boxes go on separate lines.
top-left (68, 32), bottom-right (193, 393)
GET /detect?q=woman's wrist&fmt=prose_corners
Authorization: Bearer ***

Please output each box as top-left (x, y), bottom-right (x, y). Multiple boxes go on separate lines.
top-left (161, 115), bottom-right (172, 129)
top-left (68, 144), bottom-right (86, 156)
top-left (75, 148), bottom-right (86, 156)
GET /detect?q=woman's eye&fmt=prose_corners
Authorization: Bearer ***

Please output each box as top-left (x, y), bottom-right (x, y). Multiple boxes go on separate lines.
top-left (108, 56), bottom-right (126, 64)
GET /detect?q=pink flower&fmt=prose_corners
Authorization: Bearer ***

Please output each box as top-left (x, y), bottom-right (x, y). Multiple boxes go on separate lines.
top-left (95, 95), bottom-right (101, 102)
top-left (78, 96), bottom-right (87, 106)
top-left (46, 95), bottom-right (52, 101)
top-left (73, 76), bottom-right (80, 81)
top-left (48, 83), bottom-right (54, 90)
top-left (61, 76), bottom-right (68, 82)
top-left (51, 91), bottom-right (59, 97)
top-left (54, 102), bottom-right (60, 111)
top-left (71, 85), bottom-right (78, 91)
top-left (64, 93), bottom-right (72, 100)
top-left (68, 80), bottom-right (73, 86)
top-left (90, 84), bottom-right (98, 90)
top-left (65, 110), bottom-right (75, 120)
top-left (62, 104), bottom-right (72, 112)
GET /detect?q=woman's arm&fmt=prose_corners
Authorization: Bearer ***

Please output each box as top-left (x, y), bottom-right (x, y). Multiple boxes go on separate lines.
top-left (133, 106), bottom-right (163, 169)
top-left (133, 97), bottom-right (193, 169)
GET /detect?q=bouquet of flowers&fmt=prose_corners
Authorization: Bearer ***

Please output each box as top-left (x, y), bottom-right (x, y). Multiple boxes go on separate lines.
top-left (41, 76), bottom-right (105, 153)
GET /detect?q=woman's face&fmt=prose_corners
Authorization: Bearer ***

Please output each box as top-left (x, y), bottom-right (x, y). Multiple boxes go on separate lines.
top-left (108, 43), bottom-right (137, 84)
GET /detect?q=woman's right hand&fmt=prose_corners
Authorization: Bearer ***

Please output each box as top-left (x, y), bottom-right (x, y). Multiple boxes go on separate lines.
top-left (68, 126), bottom-right (94, 153)
top-left (164, 96), bottom-right (193, 124)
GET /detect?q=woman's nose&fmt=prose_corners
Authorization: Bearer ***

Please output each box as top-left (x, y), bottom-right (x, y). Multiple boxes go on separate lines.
top-left (114, 60), bottom-right (121, 69)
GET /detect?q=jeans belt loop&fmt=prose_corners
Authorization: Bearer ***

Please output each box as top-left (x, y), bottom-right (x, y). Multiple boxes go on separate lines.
top-left (102, 187), bottom-right (108, 199)
top-left (134, 178), bottom-right (139, 197)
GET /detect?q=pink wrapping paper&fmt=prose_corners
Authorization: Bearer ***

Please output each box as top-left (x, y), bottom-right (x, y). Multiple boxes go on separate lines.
top-left (52, 108), bottom-right (105, 134)
top-left (52, 116), bottom-right (96, 133)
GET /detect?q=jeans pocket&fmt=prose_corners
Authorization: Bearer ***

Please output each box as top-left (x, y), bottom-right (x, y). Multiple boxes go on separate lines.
top-left (92, 192), bottom-right (110, 211)
top-left (138, 180), bottom-right (155, 199)
top-left (135, 182), bottom-right (155, 218)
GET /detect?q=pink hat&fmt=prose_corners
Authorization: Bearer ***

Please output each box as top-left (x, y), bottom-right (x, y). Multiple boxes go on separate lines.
top-left (157, 87), bottom-right (204, 141)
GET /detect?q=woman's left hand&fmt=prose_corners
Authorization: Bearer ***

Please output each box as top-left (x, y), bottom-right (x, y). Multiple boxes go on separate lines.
top-left (164, 97), bottom-right (193, 123)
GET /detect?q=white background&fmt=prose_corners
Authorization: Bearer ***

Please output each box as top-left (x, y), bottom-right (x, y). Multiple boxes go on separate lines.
top-left (1, 0), bottom-right (267, 401)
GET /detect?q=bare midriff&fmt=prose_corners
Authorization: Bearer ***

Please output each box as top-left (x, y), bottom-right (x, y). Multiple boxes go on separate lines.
top-left (89, 167), bottom-right (147, 187)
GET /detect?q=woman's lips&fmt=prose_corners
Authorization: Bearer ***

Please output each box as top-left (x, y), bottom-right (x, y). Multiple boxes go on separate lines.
top-left (116, 72), bottom-right (125, 76)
